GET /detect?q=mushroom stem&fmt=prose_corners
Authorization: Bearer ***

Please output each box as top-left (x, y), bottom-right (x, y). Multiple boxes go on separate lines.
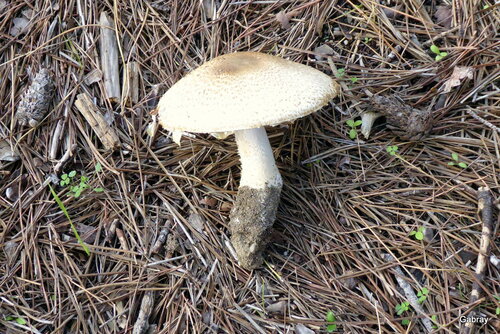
top-left (230, 128), bottom-right (283, 269)
top-left (361, 111), bottom-right (383, 139)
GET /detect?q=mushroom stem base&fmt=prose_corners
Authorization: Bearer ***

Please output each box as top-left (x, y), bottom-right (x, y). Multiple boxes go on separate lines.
top-left (229, 184), bottom-right (281, 269)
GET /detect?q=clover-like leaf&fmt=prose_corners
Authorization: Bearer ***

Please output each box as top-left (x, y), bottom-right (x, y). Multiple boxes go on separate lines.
top-left (349, 129), bottom-right (357, 139)
top-left (346, 119), bottom-right (355, 127)
top-left (68, 171), bottom-right (77, 178)
top-left (458, 162), bottom-right (468, 169)
top-left (326, 310), bottom-right (337, 332)
top-left (430, 45), bottom-right (440, 54)
top-left (354, 120), bottom-right (363, 127)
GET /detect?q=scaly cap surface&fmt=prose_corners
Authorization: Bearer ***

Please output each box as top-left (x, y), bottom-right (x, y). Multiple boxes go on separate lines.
top-left (158, 52), bottom-right (339, 133)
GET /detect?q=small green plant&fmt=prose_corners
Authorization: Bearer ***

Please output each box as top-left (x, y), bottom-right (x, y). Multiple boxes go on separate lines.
top-left (401, 319), bottom-right (410, 326)
top-left (410, 226), bottom-right (425, 241)
top-left (346, 119), bottom-right (363, 139)
top-left (4, 316), bottom-right (27, 325)
top-left (430, 45), bottom-right (448, 61)
top-left (349, 77), bottom-right (359, 84)
top-left (364, 37), bottom-right (372, 43)
top-left (395, 301), bottom-right (410, 316)
top-left (417, 287), bottom-right (429, 303)
top-left (431, 315), bottom-right (439, 329)
top-left (325, 310), bottom-right (337, 332)
top-left (386, 145), bottom-right (399, 156)
top-left (448, 153), bottom-right (468, 169)
top-left (60, 164), bottom-right (104, 198)
top-left (335, 68), bottom-right (345, 78)
top-left (495, 296), bottom-right (500, 315)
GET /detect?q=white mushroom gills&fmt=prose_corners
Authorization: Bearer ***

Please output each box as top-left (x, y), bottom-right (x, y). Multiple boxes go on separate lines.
top-left (235, 128), bottom-right (282, 189)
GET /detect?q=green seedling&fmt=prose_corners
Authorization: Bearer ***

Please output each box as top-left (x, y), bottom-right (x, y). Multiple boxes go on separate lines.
top-left (346, 119), bottom-right (363, 139)
top-left (431, 315), bottom-right (439, 329)
top-left (401, 319), bottom-right (410, 326)
top-left (417, 287), bottom-right (429, 303)
top-left (335, 68), bottom-right (345, 78)
top-left (60, 164), bottom-right (104, 198)
top-left (364, 37), bottom-right (372, 43)
top-left (410, 226), bottom-right (425, 241)
top-left (386, 145), bottom-right (399, 156)
top-left (430, 45), bottom-right (448, 61)
top-left (448, 153), bottom-right (468, 169)
top-left (395, 301), bottom-right (410, 316)
top-left (4, 316), bottom-right (27, 325)
top-left (350, 77), bottom-right (359, 84)
top-left (325, 310), bottom-right (337, 332)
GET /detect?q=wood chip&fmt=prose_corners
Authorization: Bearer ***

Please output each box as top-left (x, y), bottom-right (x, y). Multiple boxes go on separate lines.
top-left (83, 68), bottom-right (103, 85)
top-left (74, 92), bottom-right (121, 150)
top-left (122, 62), bottom-right (140, 105)
top-left (99, 12), bottom-right (121, 102)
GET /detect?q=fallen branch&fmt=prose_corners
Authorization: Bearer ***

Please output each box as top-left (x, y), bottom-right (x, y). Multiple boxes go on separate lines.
top-left (463, 187), bottom-right (497, 334)
top-left (150, 216), bottom-right (172, 254)
top-left (132, 291), bottom-right (155, 334)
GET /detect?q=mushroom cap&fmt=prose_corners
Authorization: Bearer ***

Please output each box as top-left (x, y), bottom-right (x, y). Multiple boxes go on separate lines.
top-left (158, 52), bottom-right (339, 133)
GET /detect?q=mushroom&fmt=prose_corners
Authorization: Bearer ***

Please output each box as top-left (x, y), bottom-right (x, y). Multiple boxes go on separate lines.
top-left (157, 52), bottom-right (339, 269)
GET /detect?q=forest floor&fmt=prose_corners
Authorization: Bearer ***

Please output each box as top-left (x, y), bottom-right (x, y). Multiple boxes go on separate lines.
top-left (0, 0), bottom-right (499, 333)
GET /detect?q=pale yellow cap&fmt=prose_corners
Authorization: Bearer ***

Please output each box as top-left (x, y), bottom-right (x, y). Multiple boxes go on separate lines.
top-left (158, 52), bottom-right (339, 133)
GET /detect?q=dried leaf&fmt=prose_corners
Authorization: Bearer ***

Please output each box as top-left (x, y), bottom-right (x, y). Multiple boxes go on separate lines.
top-left (10, 17), bottom-right (30, 36)
top-left (265, 300), bottom-right (287, 314)
top-left (276, 9), bottom-right (298, 29)
top-left (442, 67), bottom-right (473, 93)
top-left (276, 10), bottom-right (291, 29)
top-left (188, 211), bottom-right (205, 233)
top-left (313, 44), bottom-right (334, 61)
top-left (435, 6), bottom-right (452, 29)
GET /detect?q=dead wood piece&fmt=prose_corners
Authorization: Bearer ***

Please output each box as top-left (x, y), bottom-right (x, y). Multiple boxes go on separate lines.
top-left (122, 62), bottom-right (140, 105)
top-left (151, 217), bottom-right (172, 254)
top-left (99, 12), bottom-right (121, 102)
top-left (463, 187), bottom-right (497, 333)
top-left (16, 68), bottom-right (55, 127)
top-left (132, 291), bottom-right (156, 334)
top-left (383, 254), bottom-right (433, 332)
top-left (369, 96), bottom-right (433, 141)
top-left (74, 93), bottom-right (120, 150)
